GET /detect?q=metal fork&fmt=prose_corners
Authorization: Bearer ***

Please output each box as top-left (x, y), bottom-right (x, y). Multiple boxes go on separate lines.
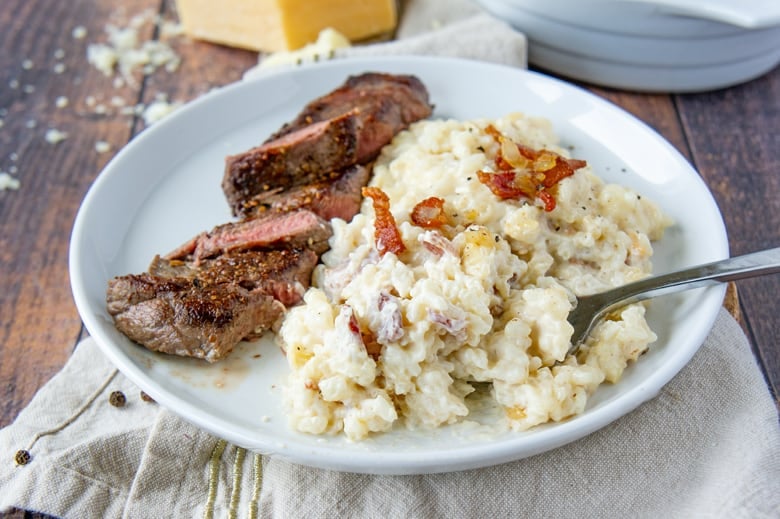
top-left (567, 246), bottom-right (780, 355)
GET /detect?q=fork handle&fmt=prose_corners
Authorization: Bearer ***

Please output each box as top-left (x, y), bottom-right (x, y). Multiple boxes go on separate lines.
top-left (568, 246), bottom-right (780, 353)
top-left (597, 246), bottom-right (780, 308)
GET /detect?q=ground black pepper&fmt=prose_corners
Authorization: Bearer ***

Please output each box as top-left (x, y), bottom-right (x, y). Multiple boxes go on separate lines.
top-left (109, 390), bottom-right (126, 407)
top-left (14, 449), bottom-right (31, 465)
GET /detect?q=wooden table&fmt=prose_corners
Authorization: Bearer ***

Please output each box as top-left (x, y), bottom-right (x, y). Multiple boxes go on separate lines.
top-left (1, 0), bottom-right (778, 515)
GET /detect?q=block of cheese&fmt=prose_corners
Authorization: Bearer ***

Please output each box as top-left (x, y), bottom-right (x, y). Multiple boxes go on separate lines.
top-left (176, 0), bottom-right (398, 52)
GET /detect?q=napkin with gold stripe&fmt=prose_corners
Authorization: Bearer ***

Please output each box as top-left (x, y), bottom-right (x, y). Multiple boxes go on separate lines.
top-left (2, 308), bottom-right (779, 517)
top-left (2, 1), bottom-right (780, 517)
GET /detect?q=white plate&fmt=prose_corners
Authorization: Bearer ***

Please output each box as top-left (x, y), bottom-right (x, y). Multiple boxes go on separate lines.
top-left (69, 56), bottom-right (728, 475)
top-left (476, 0), bottom-right (780, 67)
top-left (496, 0), bottom-right (780, 36)
top-left (530, 40), bottom-right (780, 93)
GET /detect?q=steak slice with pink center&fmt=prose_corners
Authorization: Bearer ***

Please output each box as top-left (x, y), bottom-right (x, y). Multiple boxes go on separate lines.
top-left (165, 209), bottom-right (333, 262)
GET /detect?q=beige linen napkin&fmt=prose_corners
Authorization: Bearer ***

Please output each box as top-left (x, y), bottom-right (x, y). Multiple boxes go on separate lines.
top-left (2, 309), bottom-right (779, 518)
top-left (2, 2), bottom-right (779, 518)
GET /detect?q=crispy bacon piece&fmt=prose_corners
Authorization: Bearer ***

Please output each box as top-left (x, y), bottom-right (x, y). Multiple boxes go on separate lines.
top-left (362, 186), bottom-right (406, 256)
top-left (484, 124), bottom-right (502, 141)
top-left (476, 170), bottom-right (538, 200)
top-left (410, 197), bottom-right (448, 228)
top-left (537, 190), bottom-right (556, 212)
top-left (478, 124), bottom-right (587, 211)
top-left (541, 156), bottom-right (587, 189)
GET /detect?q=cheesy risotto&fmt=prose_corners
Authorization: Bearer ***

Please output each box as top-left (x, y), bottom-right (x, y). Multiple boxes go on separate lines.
top-left (278, 113), bottom-right (672, 441)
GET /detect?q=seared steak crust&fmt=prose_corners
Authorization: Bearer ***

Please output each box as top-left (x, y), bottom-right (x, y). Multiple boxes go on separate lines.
top-left (224, 112), bottom-right (359, 215)
top-left (269, 73), bottom-right (432, 140)
top-left (223, 73), bottom-right (432, 216)
top-left (107, 247), bottom-right (318, 362)
top-left (242, 163), bottom-right (370, 221)
top-left (107, 73), bottom-right (432, 363)
top-left (107, 274), bottom-right (282, 362)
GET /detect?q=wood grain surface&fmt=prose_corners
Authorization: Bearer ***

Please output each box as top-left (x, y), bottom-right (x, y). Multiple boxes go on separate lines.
top-left (0, 0), bottom-right (777, 516)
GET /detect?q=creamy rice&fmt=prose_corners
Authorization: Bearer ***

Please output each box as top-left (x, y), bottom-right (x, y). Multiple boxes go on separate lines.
top-left (278, 113), bottom-right (672, 440)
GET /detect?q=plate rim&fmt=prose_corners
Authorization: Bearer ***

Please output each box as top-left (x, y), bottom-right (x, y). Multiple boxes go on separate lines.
top-left (69, 55), bottom-right (728, 475)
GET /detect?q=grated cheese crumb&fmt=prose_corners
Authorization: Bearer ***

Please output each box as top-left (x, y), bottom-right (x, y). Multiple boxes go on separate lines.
top-left (54, 48), bottom-right (66, 60)
top-left (0, 172), bottom-right (20, 191)
top-left (21, 59), bottom-right (33, 70)
top-left (95, 141), bottom-right (111, 153)
top-left (9, 79), bottom-right (19, 89)
top-left (86, 14), bottom-right (181, 85)
top-left (249, 28), bottom-right (350, 77)
top-left (45, 128), bottom-right (68, 144)
top-left (120, 103), bottom-right (145, 116)
top-left (86, 43), bottom-right (118, 77)
top-left (160, 21), bottom-right (183, 39)
top-left (79, 9), bottom-right (184, 129)
top-left (142, 99), bottom-right (180, 126)
top-left (53, 63), bottom-right (66, 74)
top-left (72, 26), bottom-right (88, 39)
top-left (55, 96), bottom-right (69, 108)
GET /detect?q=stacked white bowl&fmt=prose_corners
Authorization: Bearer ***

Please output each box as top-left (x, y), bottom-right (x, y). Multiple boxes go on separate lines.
top-left (475, 0), bottom-right (780, 92)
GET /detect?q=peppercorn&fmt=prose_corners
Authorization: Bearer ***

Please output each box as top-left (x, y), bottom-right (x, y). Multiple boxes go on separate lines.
top-left (109, 390), bottom-right (126, 407)
top-left (14, 449), bottom-right (31, 465)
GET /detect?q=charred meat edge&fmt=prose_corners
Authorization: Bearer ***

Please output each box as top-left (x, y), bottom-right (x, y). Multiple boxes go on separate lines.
top-left (106, 247), bottom-right (318, 362)
top-left (222, 73), bottom-right (433, 216)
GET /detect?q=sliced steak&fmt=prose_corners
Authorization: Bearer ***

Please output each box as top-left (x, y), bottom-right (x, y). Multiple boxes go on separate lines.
top-left (222, 73), bottom-right (432, 216)
top-left (150, 247), bottom-right (318, 306)
top-left (165, 209), bottom-right (333, 262)
top-left (223, 110), bottom-right (368, 216)
top-left (107, 274), bottom-right (282, 362)
top-left (107, 73), bottom-right (434, 363)
top-left (269, 73), bottom-right (432, 140)
top-left (242, 163), bottom-right (370, 221)
top-left (107, 247), bottom-right (319, 362)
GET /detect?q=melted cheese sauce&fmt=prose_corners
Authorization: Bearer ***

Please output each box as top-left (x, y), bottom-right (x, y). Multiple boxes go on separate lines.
top-left (278, 113), bottom-right (672, 440)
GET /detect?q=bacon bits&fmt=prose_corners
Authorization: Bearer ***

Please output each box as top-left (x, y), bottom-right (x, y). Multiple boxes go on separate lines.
top-left (411, 196), bottom-right (448, 228)
top-left (362, 186), bottom-right (406, 256)
top-left (346, 305), bottom-right (382, 360)
top-left (478, 124), bottom-right (586, 211)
